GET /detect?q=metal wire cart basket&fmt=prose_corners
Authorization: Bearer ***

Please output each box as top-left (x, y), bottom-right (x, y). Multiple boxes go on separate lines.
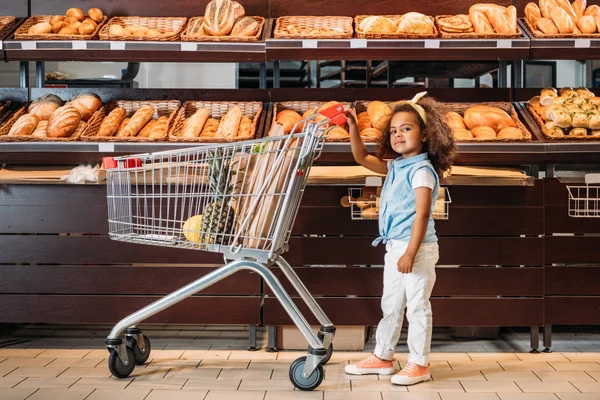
top-left (103, 114), bottom-right (338, 391)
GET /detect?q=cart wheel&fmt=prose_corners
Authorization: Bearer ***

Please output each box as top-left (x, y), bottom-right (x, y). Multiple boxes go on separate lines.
top-left (127, 335), bottom-right (151, 365)
top-left (289, 356), bottom-right (324, 391)
top-left (108, 347), bottom-right (136, 379)
top-left (308, 343), bottom-right (333, 365)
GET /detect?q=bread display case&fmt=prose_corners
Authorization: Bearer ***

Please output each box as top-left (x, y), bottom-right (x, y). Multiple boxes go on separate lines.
top-left (0, 0), bottom-right (599, 352)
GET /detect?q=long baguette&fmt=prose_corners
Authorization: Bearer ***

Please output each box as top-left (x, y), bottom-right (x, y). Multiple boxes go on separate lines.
top-left (148, 116), bottom-right (169, 139)
top-left (117, 118), bottom-right (130, 135)
top-left (216, 106), bottom-right (242, 139)
top-left (181, 107), bottom-right (210, 138)
top-left (137, 119), bottom-right (157, 137)
top-left (97, 107), bottom-right (126, 137)
top-left (118, 105), bottom-right (155, 137)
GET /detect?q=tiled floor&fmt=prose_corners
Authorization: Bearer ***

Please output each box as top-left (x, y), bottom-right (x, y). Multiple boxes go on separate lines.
top-left (0, 325), bottom-right (599, 400)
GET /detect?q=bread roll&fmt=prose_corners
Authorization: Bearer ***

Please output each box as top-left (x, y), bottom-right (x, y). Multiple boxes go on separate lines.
top-left (585, 5), bottom-right (600, 16)
top-left (59, 27), bottom-right (79, 35)
top-left (50, 15), bottom-right (65, 25)
top-left (550, 110), bottom-right (573, 128)
top-left (573, 0), bottom-right (587, 20)
top-left (327, 126), bottom-right (350, 140)
top-left (79, 20), bottom-right (95, 35)
top-left (181, 108), bottom-right (210, 138)
top-left (497, 127), bottom-right (522, 140)
top-left (88, 8), bottom-right (104, 24)
top-left (204, 0), bottom-right (235, 36)
top-left (8, 114), bottom-right (39, 136)
top-left (525, 2), bottom-right (542, 26)
top-left (119, 105), bottom-right (155, 137)
top-left (303, 108), bottom-right (327, 124)
top-left (469, 10), bottom-right (495, 34)
top-left (109, 25), bottom-right (126, 36)
top-left (360, 127), bottom-right (382, 142)
top-left (136, 119), bottom-right (156, 137)
top-left (358, 112), bottom-right (372, 131)
top-left (453, 129), bottom-right (473, 140)
top-left (569, 127), bottom-right (588, 136)
top-left (201, 118), bottom-right (219, 137)
top-left (69, 93), bottom-right (102, 122)
top-left (47, 105), bottom-right (81, 138)
top-left (588, 113), bottom-right (600, 129)
top-left (231, 16), bottom-right (259, 36)
top-left (67, 8), bottom-right (85, 22)
top-left (117, 118), bottom-right (130, 135)
top-left (463, 106), bottom-right (516, 132)
top-left (396, 13), bottom-right (433, 34)
top-left (484, 8), bottom-right (515, 34)
top-left (540, 88), bottom-right (558, 106)
top-left (238, 116), bottom-right (252, 138)
top-left (578, 15), bottom-right (597, 33)
top-left (550, 6), bottom-right (575, 33)
top-left (471, 126), bottom-right (497, 140)
top-left (148, 116), bottom-right (169, 139)
top-left (97, 107), bottom-right (126, 137)
top-left (360, 16), bottom-right (397, 34)
top-left (572, 112), bottom-right (589, 128)
top-left (557, 0), bottom-right (578, 21)
top-left (446, 112), bottom-right (466, 130)
top-left (536, 18), bottom-right (559, 34)
top-left (28, 22), bottom-right (52, 35)
top-left (31, 120), bottom-right (48, 138)
top-left (216, 106), bottom-right (242, 138)
top-left (367, 101), bottom-right (392, 131)
top-left (51, 21), bottom-right (65, 33)
top-left (277, 110), bottom-right (302, 134)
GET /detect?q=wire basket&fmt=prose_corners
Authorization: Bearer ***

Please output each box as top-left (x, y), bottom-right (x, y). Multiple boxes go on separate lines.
top-left (567, 175), bottom-right (600, 218)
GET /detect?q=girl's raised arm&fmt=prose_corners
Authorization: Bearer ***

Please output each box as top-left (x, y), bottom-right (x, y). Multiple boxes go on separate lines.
top-left (347, 108), bottom-right (388, 175)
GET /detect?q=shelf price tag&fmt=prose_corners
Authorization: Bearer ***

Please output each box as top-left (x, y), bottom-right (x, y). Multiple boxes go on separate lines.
top-left (72, 41), bottom-right (87, 50)
top-left (110, 41), bottom-right (126, 50)
top-left (99, 143), bottom-right (115, 153)
top-left (302, 39), bottom-right (318, 48)
top-left (181, 42), bottom-right (197, 51)
top-left (350, 39), bottom-right (367, 49)
top-left (575, 39), bottom-right (591, 48)
top-left (424, 40), bottom-right (440, 49)
top-left (496, 39), bottom-right (511, 48)
top-left (22, 41), bottom-right (37, 50)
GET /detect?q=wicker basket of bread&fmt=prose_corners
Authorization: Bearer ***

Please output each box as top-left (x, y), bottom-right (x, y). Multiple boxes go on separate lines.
top-left (435, 4), bottom-right (521, 38)
top-left (183, 16), bottom-right (264, 41)
top-left (0, 16), bottom-right (16, 38)
top-left (524, 0), bottom-right (600, 37)
top-left (355, 14), bottom-right (438, 39)
top-left (270, 101), bottom-right (353, 142)
top-left (14, 8), bottom-right (106, 40)
top-left (99, 16), bottom-right (187, 41)
top-left (274, 16), bottom-right (353, 39)
top-left (527, 87), bottom-right (600, 140)
top-left (81, 100), bottom-right (181, 142)
top-left (0, 93), bottom-right (102, 142)
top-left (169, 101), bottom-right (262, 142)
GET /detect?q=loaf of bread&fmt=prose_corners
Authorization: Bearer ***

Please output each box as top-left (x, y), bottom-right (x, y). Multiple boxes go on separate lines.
top-left (573, 0), bottom-right (587, 19)
top-left (550, 6), bottom-right (575, 33)
top-left (148, 116), bottom-right (169, 139)
top-left (557, 0), bottom-right (578, 21)
top-left (88, 8), bottom-right (104, 23)
top-left (69, 93), bottom-right (102, 122)
top-left (360, 127), bottom-right (382, 141)
top-left (137, 119), bottom-right (157, 138)
top-left (231, 17), bottom-right (259, 36)
top-left (536, 18), bottom-right (559, 34)
top-left (117, 118), bottom-right (130, 135)
top-left (453, 129), bottom-right (473, 140)
top-left (446, 112), bottom-right (467, 131)
top-left (28, 22), bottom-right (52, 35)
top-left (367, 101), bottom-right (392, 131)
top-left (201, 118), bottom-right (219, 137)
top-left (238, 116), bottom-right (252, 138)
top-left (46, 105), bottom-right (81, 137)
top-left (484, 8), bottom-right (515, 34)
top-left (585, 5), bottom-right (600, 16)
top-left (469, 10), bottom-right (495, 34)
top-left (204, 0), bottom-right (235, 36)
top-left (97, 107), bottom-right (126, 137)
top-left (181, 108), bottom-right (210, 138)
top-left (9, 114), bottom-right (39, 136)
top-left (66, 8), bottom-right (85, 22)
top-left (569, 127), bottom-right (587, 136)
top-left (578, 15), bottom-right (597, 33)
top-left (539, 0), bottom-right (555, 18)
top-left (463, 105), bottom-right (516, 132)
top-left (526, 3), bottom-right (542, 26)
top-left (28, 94), bottom-right (62, 121)
top-left (327, 126), bottom-right (350, 140)
top-left (540, 87), bottom-right (558, 105)
top-left (277, 110), bottom-right (302, 134)
top-left (119, 105), bottom-right (155, 137)
top-left (545, 121), bottom-right (565, 136)
top-left (31, 120), bottom-right (48, 137)
top-left (497, 127), bottom-right (522, 139)
top-left (216, 106), bottom-right (242, 138)
top-left (397, 13), bottom-right (434, 34)
top-left (471, 126), bottom-right (496, 139)
top-left (572, 112), bottom-right (589, 128)
top-left (358, 111), bottom-right (372, 131)
top-left (360, 16), bottom-right (396, 34)
top-left (232, 1), bottom-right (245, 19)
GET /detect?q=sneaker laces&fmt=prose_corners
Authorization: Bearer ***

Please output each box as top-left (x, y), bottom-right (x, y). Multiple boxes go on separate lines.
top-left (401, 362), bottom-right (417, 373)
top-left (357, 354), bottom-right (377, 367)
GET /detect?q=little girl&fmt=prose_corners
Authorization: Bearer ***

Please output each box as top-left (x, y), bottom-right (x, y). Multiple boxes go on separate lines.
top-left (344, 92), bottom-right (456, 386)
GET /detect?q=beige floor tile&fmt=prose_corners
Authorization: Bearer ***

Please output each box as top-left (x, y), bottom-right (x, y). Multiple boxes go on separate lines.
top-left (58, 367), bottom-right (115, 379)
top-left (35, 350), bottom-right (91, 359)
top-left (550, 362), bottom-right (600, 371)
top-left (181, 350), bottom-right (231, 360)
top-left (311, 379), bottom-right (349, 391)
top-left (15, 377), bottom-right (79, 389)
top-left (431, 369), bottom-right (486, 381)
top-left (482, 371), bottom-right (541, 382)
top-left (429, 353), bottom-right (472, 362)
top-left (555, 393), bottom-right (600, 400)
top-left (218, 368), bottom-right (273, 380)
top-left (70, 377), bottom-right (133, 389)
top-left (128, 367), bottom-right (173, 380)
top-left (197, 360), bottom-right (249, 369)
top-left (127, 377), bottom-right (187, 390)
top-left (382, 392), bottom-right (441, 400)
top-left (83, 351), bottom-right (111, 360)
top-left (427, 361), bottom-right (453, 371)
top-left (182, 378), bottom-right (241, 391)
top-left (146, 350), bottom-right (185, 360)
top-left (498, 394), bottom-right (559, 400)
top-left (499, 361), bottom-right (554, 371)
top-left (585, 371), bottom-right (600, 381)
top-left (0, 358), bottom-right (56, 368)
top-left (271, 368), bottom-right (294, 380)
top-left (268, 390), bottom-right (323, 399)
top-left (47, 358), bottom-right (104, 368)
top-left (350, 380), bottom-right (408, 391)
top-left (276, 352), bottom-right (311, 361)
top-left (534, 370), bottom-right (595, 382)
top-left (328, 392), bottom-right (379, 400)
top-left (248, 361), bottom-right (292, 370)
top-left (407, 380), bottom-right (464, 392)
top-left (330, 352), bottom-right (376, 363)
top-left (516, 352), bottom-right (570, 362)
top-left (147, 359), bottom-right (200, 368)
top-left (440, 394), bottom-right (500, 400)
top-left (0, 388), bottom-right (38, 400)
top-left (0, 364), bottom-right (18, 378)
top-left (27, 388), bottom-right (94, 400)
top-left (325, 369), bottom-right (380, 381)
top-left (205, 390), bottom-right (266, 400)
top-left (164, 367), bottom-right (221, 379)
top-left (468, 352), bottom-right (520, 362)
top-left (239, 378), bottom-right (294, 391)
top-left (86, 388), bottom-right (151, 400)
top-left (561, 354), bottom-right (600, 363)
top-left (0, 350), bottom-right (45, 358)
top-left (460, 381), bottom-right (521, 393)
top-left (571, 382), bottom-right (600, 393)
top-left (228, 351), bottom-right (278, 361)
top-left (7, 367), bottom-right (67, 378)
top-left (145, 389), bottom-right (209, 400)
top-left (448, 362), bottom-right (502, 371)
top-left (517, 381), bottom-right (579, 393)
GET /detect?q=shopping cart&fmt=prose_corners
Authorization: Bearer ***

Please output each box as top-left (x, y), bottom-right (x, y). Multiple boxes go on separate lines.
top-left (102, 111), bottom-right (342, 391)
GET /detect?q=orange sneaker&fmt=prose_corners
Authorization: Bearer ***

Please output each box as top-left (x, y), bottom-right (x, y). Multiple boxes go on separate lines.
top-left (345, 354), bottom-right (395, 376)
top-left (391, 362), bottom-right (431, 385)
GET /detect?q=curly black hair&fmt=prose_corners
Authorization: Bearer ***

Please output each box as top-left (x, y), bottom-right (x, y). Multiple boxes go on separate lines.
top-left (377, 96), bottom-right (456, 176)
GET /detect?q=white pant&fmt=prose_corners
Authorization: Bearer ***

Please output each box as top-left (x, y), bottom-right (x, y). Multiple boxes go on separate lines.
top-left (374, 240), bottom-right (439, 366)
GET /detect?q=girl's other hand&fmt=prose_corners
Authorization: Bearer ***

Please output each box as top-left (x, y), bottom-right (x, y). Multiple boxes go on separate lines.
top-left (397, 253), bottom-right (414, 274)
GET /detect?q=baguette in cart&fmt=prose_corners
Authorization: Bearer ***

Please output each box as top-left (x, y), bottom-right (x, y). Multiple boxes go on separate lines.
top-left (102, 106), bottom-right (347, 391)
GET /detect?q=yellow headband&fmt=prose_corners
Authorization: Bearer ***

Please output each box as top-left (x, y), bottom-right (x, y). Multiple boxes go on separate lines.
top-left (398, 91), bottom-right (428, 125)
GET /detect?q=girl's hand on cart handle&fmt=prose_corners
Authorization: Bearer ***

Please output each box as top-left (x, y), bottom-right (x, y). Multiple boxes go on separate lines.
top-left (397, 253), bottom-right (414, 274)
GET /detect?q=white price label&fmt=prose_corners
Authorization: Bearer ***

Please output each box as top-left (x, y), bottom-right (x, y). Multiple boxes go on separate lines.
top-left (575, 39), bottom-right (591, 48)
top-left (302, 39), bottom-right (318, 48)
top-left (181, 42), bottom-right (197, 51)
top-left (365, 176), bottom-right (383, 187)
top-left (99, 143), bottom-right (115, 152)
top-left (110, 41), bottom-right (126, 50)
top-left (424, 40), bottom-right (440, 49)
top-left (72, 41), bottom-right (87, 50)
top-left (350, 39), bottom-right (367, 49)
top-left (497, 39), bottom-right (511, 48)
top-left (22, 41), bottom-right (36, 50)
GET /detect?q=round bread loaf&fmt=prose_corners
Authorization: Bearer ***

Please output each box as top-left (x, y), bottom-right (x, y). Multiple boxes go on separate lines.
top-left (327, 126), bottom-right (350, 140)
top-left (463, 105), bottom-right (516, 132)
top-left (360, 16), bottom-right (396, 34)
top-left (69, 93), bottom-right (102, 122)
top-left (231, 16), bottom-right (259, 36)
top-left (47, 105), bottom-right (82, 138)
top-left (452, 129), bottom-right (473, 140)
top-left (367, 101), bottom-right (392, 131)
top-left (497, 127), bottom-right (523, 140)
top-left (471, 126), bottom-right (496, 140)
top-left (88, 8), bottom-right (104, 24)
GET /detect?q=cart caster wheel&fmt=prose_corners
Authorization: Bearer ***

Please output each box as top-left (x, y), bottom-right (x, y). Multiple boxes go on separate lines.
top-left (127, 335), bottom-right (151, 365)
top-left (289, 356), bottom-right (324, 391)
top-left (108, 347), bottom-right (135, 378)
top-left (308, 343), bottom-right (333, 365)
